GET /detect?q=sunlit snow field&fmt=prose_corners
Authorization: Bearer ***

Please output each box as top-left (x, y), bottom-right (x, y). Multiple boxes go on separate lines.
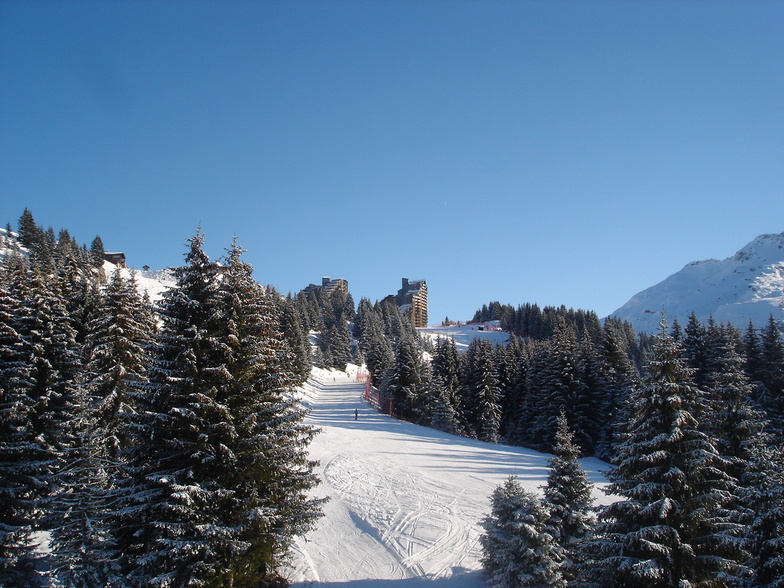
top-left (287, 366), bottom-right (613, 587)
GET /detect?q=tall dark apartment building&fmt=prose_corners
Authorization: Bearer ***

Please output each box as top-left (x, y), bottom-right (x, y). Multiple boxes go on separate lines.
top-left (394, 278), bottom-right (428, 328)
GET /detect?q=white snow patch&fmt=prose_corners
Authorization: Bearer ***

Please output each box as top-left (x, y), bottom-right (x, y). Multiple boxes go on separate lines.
top-left (288, 368), bottom-right (612, 586)
top-left (102, 260), bottom-right (175, 302)
top-left (418, 324), bottom-right (510, 352)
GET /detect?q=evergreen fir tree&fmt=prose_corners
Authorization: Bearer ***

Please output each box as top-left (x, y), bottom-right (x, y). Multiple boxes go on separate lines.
top-left (527, 323), bottom-right (589, 452)
top-left (700, 329), bottom-right (770, 585)
top-left (82, 268), bottom-right (153, 455)
top-left (431, 336), bottom-right (462, 413)
top-left (573, 332), bottom-right (613, 456)
top-left (353, 297), bottom-right (375, 342)
top-left (480, 476), bottom-right (564, 588)
top-left (113, 232), bottom-right (235, 585)
top-left (428, 372), bottom-right (462, 435)
top-left (378, 298), bottom-right (405, 342)
top-left (54, 244), bottom-right (98, 343)
top-left (461, 339), bottom-right (502, 443)
top-left (501, 340), bottom-right (534, 447)
top-left (16, 208), bottom-right (39, 249)
top-left (743, 321), bottom-right (764, 385)
top-left (591, 321), bottom-right (735, 588)
top-left (683, 312), bottom-right (710, 389)
top-left (541, 410), bottom-right (595, 584)
top-left (744, 443), bottom-right (784, 587)
top-left (279, 296), bottom-right (312, 385)
top-left (364, 319), bottom-right (395, 387)
top-left (759, 316), bottom-right (784, 434)
top-left (90, 236), bottom-right (105, 267)
top-left (323, 314), bottom-right (351, 372)
top-left (49, 391), bottom-right (126, 588)
top-left (0, 274), bottom-right (45, 586)
top-left (114, 234), bottom-right (322, 587)
top-left (48, 269), bottom-right (155, 587)
top-left (382, 336), bottom-right (428, 422)
top-left (214, 239), bottom-right (324, 584)
top-left (596, 319), bottom-right (638, 460)
top-left (0, 266), bottom-right (83, 585)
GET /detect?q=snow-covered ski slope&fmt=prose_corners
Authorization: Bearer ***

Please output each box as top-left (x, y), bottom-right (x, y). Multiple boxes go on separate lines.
top-left (288, 367), bottom-right (613, 587)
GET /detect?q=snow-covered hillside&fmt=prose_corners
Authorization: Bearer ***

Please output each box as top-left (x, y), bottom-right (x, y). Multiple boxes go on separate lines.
top-left (105, 262), bottom-right (175, 302)
top-left (610, 232), bottom-right (784, 333)
top-left (418, 322), bottom-right (510, 351)
top-left (0, 227), bottom-right (175, 302)
top-left (287, 367), bottom-right (612, 587)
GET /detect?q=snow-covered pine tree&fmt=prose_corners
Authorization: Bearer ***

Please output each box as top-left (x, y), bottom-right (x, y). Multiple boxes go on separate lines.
top-left (0, 264), bottom-right (84, 585)
top-left (353, 297), bottom-right (374, 342)
top-left (758, 316), bottom-right (784, 436)
top-left (461, 339), bottom-right (502, 443)
top-left (498, 336), bottom-right (529, 442)
top-left (382, 335), bottom-right (428, 422)
top-left (596, 318), bottom-right (638, 460)
top-left (279, 296), bottom-right (312, 385)
top-left (698, 326), bottom-right (779, 586)
top-left (427, 372), bottom-right (462, 435)
top-left (0, 268), bottom-right (44, 587)
top-left (322, 314), bottom-right (351, 372)
top-left (683, 312), bottom-right (710, 390)
top-left (743, 321), bottom-right (763, 386)
top-left (48, 269), bottom-right (156, 586)
top-left (378, 297), bottom-right (405, 342)
top-left (744, 443), bottom-right (784, 587)
top-left (54, 242), bottom-right (99, 343)
top-left (115, 234), bottom-right (323, 587)
top-left (89, 236), bottom-right (105, 268)
top-left (212, 238), bottom-right (323, 585)
top-left (83, 268), bottom-right (153, 454)
top-left (573, 331), bottom-right (613, 456)
top-left (358, 304), bottom-right (394, 386)
top-left (527, 322), bottom-right (588, 452)
top-left (113, 231), bottom-right (233, 586)
top-left (431, 336), bottom-right (462, 419)
top-left (590, 320), bottom-right (735, 588)
top-left (49, 395), bottom-right (125, 588)
top-left (541, 410), bottom-right (595, 584)
top-left (16, 208), bottom-right (40, 251)
top-left (480, 476), bottom-right (565, 588)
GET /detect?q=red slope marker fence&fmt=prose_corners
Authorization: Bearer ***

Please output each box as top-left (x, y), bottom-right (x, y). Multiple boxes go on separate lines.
top-left (355, 368), bottom-right (393, 417)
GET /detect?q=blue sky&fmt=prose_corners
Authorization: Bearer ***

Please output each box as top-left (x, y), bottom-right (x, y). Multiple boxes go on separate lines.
top-left (1, 1), bottom-right (782, 324)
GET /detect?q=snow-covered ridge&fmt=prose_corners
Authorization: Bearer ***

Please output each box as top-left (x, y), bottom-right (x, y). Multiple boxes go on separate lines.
top-left (610, 232), bottom-right (784, 333)
top-left (1, 227), bottom-right (176, 302)
top-left (103, 262), bottom-right (176, 302)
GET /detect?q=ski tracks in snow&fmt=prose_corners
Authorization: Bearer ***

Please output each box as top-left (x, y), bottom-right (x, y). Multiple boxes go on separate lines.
top-left (323, 451), bottom-right (483, 579)
top-left (288, 368), bottom-right (579, 586)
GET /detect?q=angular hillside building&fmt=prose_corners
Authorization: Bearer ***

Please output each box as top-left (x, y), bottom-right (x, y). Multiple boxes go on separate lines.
top-left (394, 278), bottom-right (428, 328)
top-left (303, 276), bottom-right (349, 298)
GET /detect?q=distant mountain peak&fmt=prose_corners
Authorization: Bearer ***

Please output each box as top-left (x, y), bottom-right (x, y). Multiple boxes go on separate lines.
top-left (610, 232), bottom-right (784, 332)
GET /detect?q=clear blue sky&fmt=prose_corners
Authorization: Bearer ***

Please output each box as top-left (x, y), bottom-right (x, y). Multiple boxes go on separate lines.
top-left (2, 1), bottom-right (782, 324)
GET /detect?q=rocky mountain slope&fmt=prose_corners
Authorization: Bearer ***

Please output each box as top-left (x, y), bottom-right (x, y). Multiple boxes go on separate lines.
top-left (610, 232), bottom-right (784, 333)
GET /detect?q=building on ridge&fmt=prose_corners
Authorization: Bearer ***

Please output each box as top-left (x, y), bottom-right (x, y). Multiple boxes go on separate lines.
top-left (303, 276), bottom-right (349, 298)
top-left (393, 278), bottom-right (428, 328)
top-left (103, 252), bottom-right (126, 268)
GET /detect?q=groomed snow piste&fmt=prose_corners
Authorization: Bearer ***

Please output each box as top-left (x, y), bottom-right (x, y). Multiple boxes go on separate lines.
top-left (287, 367), bottom-right (613, 587)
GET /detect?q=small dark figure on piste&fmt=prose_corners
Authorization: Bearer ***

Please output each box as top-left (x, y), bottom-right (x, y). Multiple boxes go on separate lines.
top-left (354, 409), bottom-right (358, 421)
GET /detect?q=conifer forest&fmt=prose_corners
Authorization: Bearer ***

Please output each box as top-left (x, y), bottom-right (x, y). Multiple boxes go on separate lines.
top-left (2, 209), bottom-right (783, 587)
